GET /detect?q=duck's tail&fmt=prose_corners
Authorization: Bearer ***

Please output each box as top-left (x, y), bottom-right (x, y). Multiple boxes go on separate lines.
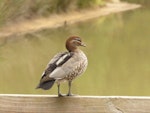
top-left (36, 79), bottom-right (55, 90)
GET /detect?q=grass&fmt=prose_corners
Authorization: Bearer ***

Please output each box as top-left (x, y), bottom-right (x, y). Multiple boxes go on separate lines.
top-left (0, 0), bottom-right (110, 27)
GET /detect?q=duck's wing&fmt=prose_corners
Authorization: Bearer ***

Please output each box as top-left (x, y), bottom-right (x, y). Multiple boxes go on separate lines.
top-left (36, 51), bottom-right (73, 90)
top-left (39, 52), bottom-right (73, 82)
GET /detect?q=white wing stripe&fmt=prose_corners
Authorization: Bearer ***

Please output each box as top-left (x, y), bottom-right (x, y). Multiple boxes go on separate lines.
top-left (56, 54), bottom-right (69, 65)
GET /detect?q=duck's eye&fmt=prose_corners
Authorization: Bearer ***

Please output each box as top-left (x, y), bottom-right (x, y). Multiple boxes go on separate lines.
top-left (74, 38), bottom-right (81, 42)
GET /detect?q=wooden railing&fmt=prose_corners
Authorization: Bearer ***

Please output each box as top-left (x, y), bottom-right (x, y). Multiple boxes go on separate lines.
top-left (0, 94), bottom-right (150, 113)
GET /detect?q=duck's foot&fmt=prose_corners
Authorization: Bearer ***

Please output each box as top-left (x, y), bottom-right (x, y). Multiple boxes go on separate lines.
top-left (66, 93), bottom-right (78, 96)
top-left (58, 93), bottom-right (66, 97)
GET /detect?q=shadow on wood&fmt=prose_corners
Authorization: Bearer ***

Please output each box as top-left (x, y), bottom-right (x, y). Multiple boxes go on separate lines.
top-left (0, 94), bottom-right (150, 113)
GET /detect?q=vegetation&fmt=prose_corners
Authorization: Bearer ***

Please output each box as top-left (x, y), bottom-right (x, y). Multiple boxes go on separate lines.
top-left (0, 0), bottom-right (112, 27)
top-left (77, 0), bottom-right (105, 8)
top-left (122, 0), bottom-right (150, 5)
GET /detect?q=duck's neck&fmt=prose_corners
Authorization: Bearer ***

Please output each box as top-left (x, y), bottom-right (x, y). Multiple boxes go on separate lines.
top-left (66, 43), bottom-right (77, 52)
top-left (68, 48), bottom-right (82, 53)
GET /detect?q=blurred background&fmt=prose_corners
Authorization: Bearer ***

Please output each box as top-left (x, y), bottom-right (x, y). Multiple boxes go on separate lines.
top-left (0, 0), bottom-right (150, 96)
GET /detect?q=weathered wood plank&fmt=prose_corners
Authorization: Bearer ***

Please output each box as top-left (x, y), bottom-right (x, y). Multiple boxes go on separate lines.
top-left (0, 94), bottom-right (150, 113)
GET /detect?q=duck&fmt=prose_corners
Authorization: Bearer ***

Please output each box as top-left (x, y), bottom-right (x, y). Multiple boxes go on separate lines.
top-left (36, 36), bottom-right (88, 97)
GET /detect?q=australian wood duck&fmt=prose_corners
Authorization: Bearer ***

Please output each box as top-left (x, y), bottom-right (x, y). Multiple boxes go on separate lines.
top-left (36, 36), bottom-right (88, 97)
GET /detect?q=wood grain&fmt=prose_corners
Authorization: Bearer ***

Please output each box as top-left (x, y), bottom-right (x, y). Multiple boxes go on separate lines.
top-left (0, 94), bottom-right (150, 113)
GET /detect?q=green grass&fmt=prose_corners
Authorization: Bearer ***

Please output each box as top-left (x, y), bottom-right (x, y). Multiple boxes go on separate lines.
top-left (77, 0), bottom-right (105, 8)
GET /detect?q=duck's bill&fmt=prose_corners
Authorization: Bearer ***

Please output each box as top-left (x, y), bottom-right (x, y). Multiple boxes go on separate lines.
top-left (81, 42), bottom-right (86, 47)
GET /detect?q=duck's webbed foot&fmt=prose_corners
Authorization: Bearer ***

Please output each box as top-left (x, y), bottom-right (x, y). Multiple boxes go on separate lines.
top-left (58, 93), bottom-right (65, 97)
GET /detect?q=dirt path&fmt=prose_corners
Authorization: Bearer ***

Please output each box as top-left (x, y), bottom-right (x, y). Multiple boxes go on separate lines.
top-left (0, 2), bottom-right (140, 38)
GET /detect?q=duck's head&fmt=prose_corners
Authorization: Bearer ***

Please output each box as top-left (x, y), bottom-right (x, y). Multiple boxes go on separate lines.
top-left (66, 36), bottom-right (86, 52)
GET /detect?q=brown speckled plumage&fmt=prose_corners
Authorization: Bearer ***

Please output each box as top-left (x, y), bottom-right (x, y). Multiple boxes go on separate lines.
top-left (36, 36), bottom-right (88, 97)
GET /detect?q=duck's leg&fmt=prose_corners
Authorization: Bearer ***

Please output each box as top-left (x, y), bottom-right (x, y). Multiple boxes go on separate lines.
top-left (67, 81), bottom-right (73, 96)
top-left (57, 83), bottom-right (63, 97)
